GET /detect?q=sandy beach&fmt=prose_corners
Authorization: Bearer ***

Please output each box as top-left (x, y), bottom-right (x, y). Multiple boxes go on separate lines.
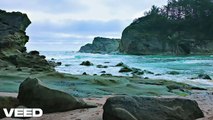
top-left (0, 91), bottom-right (213, 120)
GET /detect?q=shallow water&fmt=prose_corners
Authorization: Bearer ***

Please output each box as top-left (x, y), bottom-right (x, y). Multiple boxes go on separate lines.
top-left (40, 51), bottom-right (213, 88)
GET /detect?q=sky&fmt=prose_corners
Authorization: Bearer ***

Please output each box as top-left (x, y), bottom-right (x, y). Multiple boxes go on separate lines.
top-left (0, 0), bottom-right (167, 51)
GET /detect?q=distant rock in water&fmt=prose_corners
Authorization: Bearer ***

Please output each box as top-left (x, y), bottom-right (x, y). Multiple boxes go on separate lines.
top-left (103, 96), bottom-right (204, 120)
top-left (80, 61), bottom-right (93, 66)
top-left (191, 74), bottom-right (212, 80)
top-left (79, 37), bottom-right (120, 54)
top-left (0, 10), bottom-right (55, 71)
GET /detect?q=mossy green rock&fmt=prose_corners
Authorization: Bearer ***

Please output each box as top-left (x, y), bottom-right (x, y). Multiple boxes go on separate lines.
top-left (103, 96), bottom-right (204, 120)
top-left (17, 78), bottom-right (96, 113)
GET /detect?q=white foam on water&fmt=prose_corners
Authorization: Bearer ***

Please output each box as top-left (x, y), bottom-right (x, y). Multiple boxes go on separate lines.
top-left (41, 51), bottom-right (213, 88)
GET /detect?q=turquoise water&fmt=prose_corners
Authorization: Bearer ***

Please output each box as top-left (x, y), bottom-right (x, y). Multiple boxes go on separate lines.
top-left (40, 51), bottom-right (213, 88)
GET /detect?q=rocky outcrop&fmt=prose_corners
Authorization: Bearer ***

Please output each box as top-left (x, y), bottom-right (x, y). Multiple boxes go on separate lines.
top-left (18, 78), bottom-right (96, 113)
top-left (120, 21), bottom-right (213, 55)
top-left (103, 96), bottom-right (204, 120)
top-left (79, 37), bottom-right (120, 53)
top-left (120, 0), bottom-right (213, 55)
top-left (0, 10), bottom-right (54, 71)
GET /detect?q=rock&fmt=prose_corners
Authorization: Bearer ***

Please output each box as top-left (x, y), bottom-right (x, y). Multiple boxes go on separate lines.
top-left (65, 64), bottom-right (71, 67)
top-left (103, 96), bottom-right (204, 120)
top-left (192, 74), bottom-right (212, 80)
top-left (131, 68), bottom-right (144, 75)
top-left (17, 78), bottom-right (96, 113)
top-left (80, 61), bottom-right (93, 66)
top-left (17, 68), bottom-right (22, 71)
top-left (29, 50), bottom-right (40, 56)
top-left (82, 72), bottom-right (87, 75)
top-left (0, 10), bottom-right (55, 72)
top-left (198, 74), bottom-right (212, 80)
top-left (0, 97), bottom-right (19, 118)
top-left (119, 66), bottom-right (133, 73)
top-left (119, 9), bottom-right (213, 55)
top-left (143, 70), bottom-right (154, 74)
top-left (79, 37), bottom-right (120, 54)
top-left (40, 55), bottom-right (46, 59)
top-left (115, 62), bottom-right (126, 67)
top-left (101, 71), bottom-right (106, 73)
top-left (167, 71), bottom-right (180, 75)
top-left (97, 65), bottom-right (108, 68)
top-left (56, 62), bottom-right (62, 66)
top-left (101, 74), bottom-right (113, 77)
top-left (0, 10), bottom-right (30, 56)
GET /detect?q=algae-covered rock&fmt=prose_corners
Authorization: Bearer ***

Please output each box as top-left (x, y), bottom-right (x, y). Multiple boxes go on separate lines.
top-left (17, 77), bottom-right (96, 113)
top-left (103, 96), bottom-right (204, 120)
top-left (79, 37), bottom-right (120, 53)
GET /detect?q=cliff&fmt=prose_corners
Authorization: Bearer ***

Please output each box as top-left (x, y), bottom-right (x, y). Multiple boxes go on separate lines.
top-left (120, 0), bottom-right (213, 55)
top-left (0, 10), bottom-right (55, 71)
top-left (79, 37), bottom-right (120, 54)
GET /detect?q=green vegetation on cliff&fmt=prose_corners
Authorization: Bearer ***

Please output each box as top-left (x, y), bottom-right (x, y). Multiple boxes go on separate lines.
top-left (120, 0), bottom-right (213, 55)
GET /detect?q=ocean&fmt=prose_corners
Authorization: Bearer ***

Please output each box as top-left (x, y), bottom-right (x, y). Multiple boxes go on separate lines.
top-left (40, 51), bottom-right (213, 88)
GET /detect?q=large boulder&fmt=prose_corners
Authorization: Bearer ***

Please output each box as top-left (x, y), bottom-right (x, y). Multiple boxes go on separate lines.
top-left (79, 37), bottom-right (120, 54)
top-left (0, 97), bottom-right (19, 118)
top-left (103, 96), bottom-right (204, 120)
top-left (17, 78), bottom-right (96, 113)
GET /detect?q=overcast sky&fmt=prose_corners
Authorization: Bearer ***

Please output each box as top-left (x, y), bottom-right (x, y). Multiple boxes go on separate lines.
top-left (0, 0), bottom-right (167, 51)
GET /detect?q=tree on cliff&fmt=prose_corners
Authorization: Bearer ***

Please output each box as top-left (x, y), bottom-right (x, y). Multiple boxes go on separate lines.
top-left (140, 0), bottom-right (213, 41)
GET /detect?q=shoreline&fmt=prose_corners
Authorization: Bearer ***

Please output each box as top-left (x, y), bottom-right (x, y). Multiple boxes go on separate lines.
top-left (0, 68), bottom-right (213, 120)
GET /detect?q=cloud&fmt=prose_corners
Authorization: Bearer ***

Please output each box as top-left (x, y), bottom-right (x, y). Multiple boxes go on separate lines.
top-left (0, 0), bottom-right (168, 51)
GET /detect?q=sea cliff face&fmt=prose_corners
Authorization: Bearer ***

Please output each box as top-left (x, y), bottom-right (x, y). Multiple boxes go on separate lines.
top-left (0, 10), bottom-right (54, 71)
top-left (79, 37), bottom-right (120, 54)
top-left (120, 0), bottom-right (213, 55)
top-left (120, 21), bottom-right (213, 55)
